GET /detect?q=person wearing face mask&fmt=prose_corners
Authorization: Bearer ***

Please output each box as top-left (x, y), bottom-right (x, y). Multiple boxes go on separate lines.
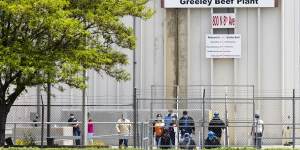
top-left (179, 111), bottom-right (195, 139)
top-left (68, 113), bottom-right (81, 145)
top-left (153, 113), bottom-right (165, 147)
top-left (116, 114), bottom-right (131, 148)
top-left (164, 110), bottom-right (173, 129)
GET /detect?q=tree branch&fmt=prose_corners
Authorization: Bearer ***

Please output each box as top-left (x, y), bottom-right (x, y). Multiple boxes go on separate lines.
top-left (6, 85), bottom-right (25, 108)
top-left (3, 71), bottom-right (21, 92)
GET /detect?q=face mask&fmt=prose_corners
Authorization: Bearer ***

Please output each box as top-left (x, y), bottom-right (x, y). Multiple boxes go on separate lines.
top-left (183, 115), bottom-right (188, 118)
top-left (70, 116), bottom-right (74, 119)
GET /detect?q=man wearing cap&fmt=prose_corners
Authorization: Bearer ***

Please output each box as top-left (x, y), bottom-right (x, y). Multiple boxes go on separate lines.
top-left (68, 113), bottom-right (81, 145)
top-left (208, 112), bottom-right (225, 140)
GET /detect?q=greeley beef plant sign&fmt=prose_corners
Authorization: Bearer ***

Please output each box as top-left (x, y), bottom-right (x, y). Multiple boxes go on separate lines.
top-left (162, 0), bottom-right (276, 8)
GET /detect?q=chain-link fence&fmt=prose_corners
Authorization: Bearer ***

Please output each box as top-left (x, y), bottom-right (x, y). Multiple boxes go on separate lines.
top-left (3, 85), bottom-right (300, 149)
top-left (5, 95), bottom-right (136, 147)
top-left (137, 85), bottom-right (300, 149)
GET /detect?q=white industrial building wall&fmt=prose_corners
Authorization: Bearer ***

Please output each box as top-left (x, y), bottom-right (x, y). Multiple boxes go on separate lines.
top-left (9, 0), bottom-right (300, 144)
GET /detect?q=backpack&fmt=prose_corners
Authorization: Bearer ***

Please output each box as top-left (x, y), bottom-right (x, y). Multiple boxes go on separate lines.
top-left (155, 124), bottom-right (164, 137)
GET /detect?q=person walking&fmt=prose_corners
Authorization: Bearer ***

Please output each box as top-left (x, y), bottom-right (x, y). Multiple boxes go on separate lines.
top-left (179, 111), bottom-right (195, 138)
top-left (68, 113), bottom-right (81, 146)
top-left (116, 114), bottom-right (131, 148)
top-left (208, 112), bottom-right (225, 140)
top-left (251, 114), bottom-right (264, 149)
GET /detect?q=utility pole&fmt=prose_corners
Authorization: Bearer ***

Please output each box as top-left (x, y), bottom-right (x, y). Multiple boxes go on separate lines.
top-left (133, 10), bottom-right (138, 148)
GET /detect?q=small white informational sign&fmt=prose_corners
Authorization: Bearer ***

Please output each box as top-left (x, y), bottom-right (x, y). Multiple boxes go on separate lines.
top-left (212, 13), bottom-right (235, 28)
top-left (163, 0), bottom-right (275, 8)
top-left (206, 34), bottom-right (241, 58)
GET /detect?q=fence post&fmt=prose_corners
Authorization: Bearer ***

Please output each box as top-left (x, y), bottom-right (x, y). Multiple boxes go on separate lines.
top-left (46, 82), bottom-right (51, 139)
top-left (149, 121), bottom-right (153, 150)
top-left (176, 85), bottom-right (179, 149)
top-left (133, 87), bottom-right (137, 148)
top-left (224, 87), bottom-right (229, 147)
top-left (141, 122), bottom-right (144, 148)
top-left (201, 88), bottom-right (205, 149)
top-left (13, 123), bottom-right (16, 144)
top-left (293, 89), bottom-right (295, 149)
top-left (150, 85), bottom-right (154, 150)
top-left (252, 85), bottom-right (255, 147)
top-left (41, 95), bottom-right (44, 148)
top-left (81, 70), bottom-right (87, 146)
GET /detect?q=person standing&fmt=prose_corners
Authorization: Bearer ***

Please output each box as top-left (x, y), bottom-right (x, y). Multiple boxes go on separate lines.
top-left (179, 111), bottom-right (195, 138)
top-left (116, 114), bottom-right (131, 148)
top-left (164, 110), bottom-right (176, 146)
top-left (68, 113), bottom-right (81, 146)
top-left (87, 118), bottom-right (94, 145)
top-left (251, 114), bottom-right (264, 149)
top-left (168, 115), bottom-right (177, 146)
top-left (208, 112), bottom-right (225, 140)
top-left (282, 115), bottom-right (292, 146)
top-left (164, 110), bottom-right (173, 129)
top-left (153, 114), bottom-right (165, 147)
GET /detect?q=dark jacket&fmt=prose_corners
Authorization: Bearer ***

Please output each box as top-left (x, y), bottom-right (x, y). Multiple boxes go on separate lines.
top-left (68, 117), bottom-right (80, 131)
top-left (179, 116), bottom-right (195, 134)
top-left (208, 117), bottom-right (225, 138)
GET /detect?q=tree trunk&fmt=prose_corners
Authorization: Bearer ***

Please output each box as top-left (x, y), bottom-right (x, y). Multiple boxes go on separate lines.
top-left (0, 104), bottom-right (8, 146)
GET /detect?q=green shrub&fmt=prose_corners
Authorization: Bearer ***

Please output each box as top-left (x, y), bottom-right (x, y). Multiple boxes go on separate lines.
top-left (15, 131), bottom-right (36, 146)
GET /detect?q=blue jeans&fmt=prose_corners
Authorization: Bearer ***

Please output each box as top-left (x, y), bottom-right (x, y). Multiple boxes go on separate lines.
top-left (73, 128), bottom-right (81, 145)
top-left (254, 133), bottom-right (262, 149)
top-left (119, 139), bottom-right (128, 147)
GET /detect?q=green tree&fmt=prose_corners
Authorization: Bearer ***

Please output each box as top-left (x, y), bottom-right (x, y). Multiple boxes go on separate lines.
top-left (0, 0), bottom-right (153, 145)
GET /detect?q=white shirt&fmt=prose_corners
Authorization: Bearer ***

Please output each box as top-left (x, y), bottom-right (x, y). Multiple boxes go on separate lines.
top-left (254, 119), bottom-right (264, 133)
top-left (116, 118), bottom-right (131, 137)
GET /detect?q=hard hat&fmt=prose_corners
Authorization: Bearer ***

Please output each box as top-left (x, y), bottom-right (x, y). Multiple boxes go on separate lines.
top-left (214, 112), bottom-right (219, 116)
top-left (208, 131), bottom-right (215, 136)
